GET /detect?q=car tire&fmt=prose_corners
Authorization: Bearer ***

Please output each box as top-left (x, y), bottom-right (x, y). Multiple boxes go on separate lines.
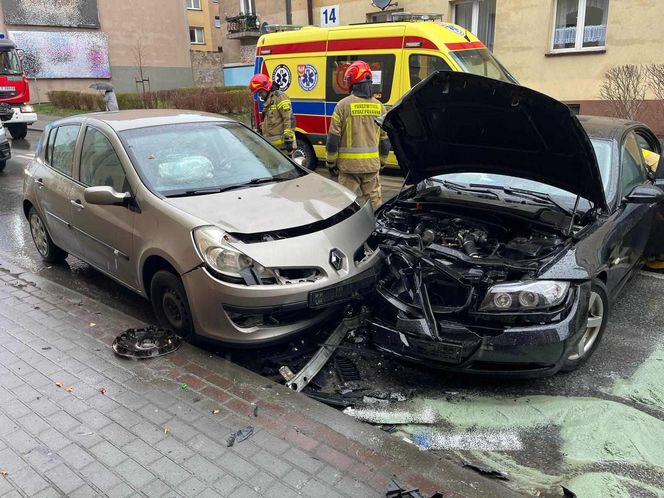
top-left (294, 135), bottom-right (317, 171)
top-left (0, 160), bottom-right (5, 172)
top-left (28, 207), bottom-right (68, 263)
top-left (7, 124), bottom-right (28, 140)
top-left (150, 270), bottom-right (195, 341)
top-left (561, 281), bottom-right (609, 372)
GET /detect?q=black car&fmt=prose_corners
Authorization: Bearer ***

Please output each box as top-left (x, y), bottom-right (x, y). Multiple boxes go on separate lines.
top-left (369, 71), bottom-right (664, 377)
top-left (0, 121), bottom-right (10, 172)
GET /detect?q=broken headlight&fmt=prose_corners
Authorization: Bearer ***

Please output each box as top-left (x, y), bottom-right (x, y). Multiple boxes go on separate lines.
top-left (193, 226), bottom-right (275, 282)
top-left (479, 281), bottom-right (570, 312)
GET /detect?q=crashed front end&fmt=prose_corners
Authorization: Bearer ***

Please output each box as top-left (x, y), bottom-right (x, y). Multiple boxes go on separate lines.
top-left (368, 195), bottom-right (591, 377)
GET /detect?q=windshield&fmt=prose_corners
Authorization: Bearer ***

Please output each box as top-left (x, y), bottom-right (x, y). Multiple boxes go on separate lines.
top-left (121, 122), bottom-right (305, 196)
top-left (0, 49), bottom-right (22, 75)
top-left (433, 139), bottom-right (613, 203)
top-left (449, 48), bottom-right (517, 84)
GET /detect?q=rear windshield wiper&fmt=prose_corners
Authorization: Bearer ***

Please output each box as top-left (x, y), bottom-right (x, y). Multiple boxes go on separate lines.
top-left (469, 184), bottom-right (572, 216)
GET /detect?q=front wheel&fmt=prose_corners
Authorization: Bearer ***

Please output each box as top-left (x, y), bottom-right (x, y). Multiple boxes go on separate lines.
top-left (294, 135), bottom-right (317, 171)
top-left (28, 207), bottom-right (68, 263)
top-left (561, 281), bottom-right (609, 372)
top-left (7, 123), bottom-right (28, 140)
top-left (0, 160), bottom-right (6, 172)
top-left (150, 270), bottom-right (195, 341)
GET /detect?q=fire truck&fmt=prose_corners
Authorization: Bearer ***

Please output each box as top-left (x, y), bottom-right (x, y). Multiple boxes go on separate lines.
top-left (0, 33), bottom-right (37, 140)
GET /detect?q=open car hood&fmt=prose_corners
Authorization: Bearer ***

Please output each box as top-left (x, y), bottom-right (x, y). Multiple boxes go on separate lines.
top-left (381, 71), bottom-right (608, 209)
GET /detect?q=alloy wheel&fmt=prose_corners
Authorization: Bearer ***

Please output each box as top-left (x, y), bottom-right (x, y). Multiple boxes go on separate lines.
top-left (568, 290), bottom-right (604, 361)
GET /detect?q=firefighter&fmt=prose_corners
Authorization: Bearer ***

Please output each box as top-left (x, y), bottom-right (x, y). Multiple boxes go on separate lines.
top-left (326, 61), bottom-right (390, 209)
top-left (249, 74), bottom-right (296, 155)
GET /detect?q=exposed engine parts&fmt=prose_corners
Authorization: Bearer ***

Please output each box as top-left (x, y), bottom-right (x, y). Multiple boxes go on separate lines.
top-left (372, 202), bottom-right (570, 339)
top-left (376, 206), bottom-right (565, 262)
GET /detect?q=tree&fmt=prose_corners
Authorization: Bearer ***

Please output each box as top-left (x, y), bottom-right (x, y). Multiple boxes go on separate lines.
top-left (599, 64), bottom-right (647, 120)
top-left (646, 63), bottom-right (664, 118)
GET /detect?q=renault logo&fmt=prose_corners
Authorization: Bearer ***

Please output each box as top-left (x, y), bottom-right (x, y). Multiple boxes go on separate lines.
top-left (329, 248), bottom-right (345, 271)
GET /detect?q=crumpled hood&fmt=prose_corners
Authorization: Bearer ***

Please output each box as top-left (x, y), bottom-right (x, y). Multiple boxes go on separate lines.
top-left (380, 71), bottom-right (608, 209)
top-left (164, 173), bottom-right (356, 233)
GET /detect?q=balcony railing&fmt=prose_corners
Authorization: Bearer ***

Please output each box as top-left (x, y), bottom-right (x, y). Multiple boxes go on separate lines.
top-left (226, 13), bottom-right (260, 38)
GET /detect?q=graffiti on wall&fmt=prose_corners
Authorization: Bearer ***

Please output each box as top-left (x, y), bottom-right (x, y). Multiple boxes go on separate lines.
top-left (8, 31), bottom-right (111, 79)
top-left (2, 0), bottom-right (99, 28)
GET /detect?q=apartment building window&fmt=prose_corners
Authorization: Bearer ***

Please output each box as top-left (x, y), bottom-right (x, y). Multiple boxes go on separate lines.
top-left (552, 0), bottom-right (609, 52)
top-left (240, 0), bottom-right (256, 14)
top-left (452, 0), bottom-right (496, 51)
top-left (190, 27), bottom-right (205, 44)
top-left (214, 16), bottom-right (221, 28)
top-left (187, 0), bottom-right (202, 10)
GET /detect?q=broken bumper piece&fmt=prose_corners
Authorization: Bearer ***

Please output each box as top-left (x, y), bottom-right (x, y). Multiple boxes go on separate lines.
top-left (369, 282), bottom-right (590, 378)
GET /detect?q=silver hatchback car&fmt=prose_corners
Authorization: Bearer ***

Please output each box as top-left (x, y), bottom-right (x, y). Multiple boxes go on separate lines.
top-left (23, 110), bottom-right (381, 343)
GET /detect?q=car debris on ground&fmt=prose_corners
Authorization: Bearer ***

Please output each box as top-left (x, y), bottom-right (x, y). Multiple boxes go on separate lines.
top-left (226, 426), bottom-right (255, 447)
top-left (112, 326), bottom-right (182, 358)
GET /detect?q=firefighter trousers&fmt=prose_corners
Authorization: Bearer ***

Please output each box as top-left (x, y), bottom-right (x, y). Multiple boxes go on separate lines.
top-left (338, 171), bottom-right (382, 209)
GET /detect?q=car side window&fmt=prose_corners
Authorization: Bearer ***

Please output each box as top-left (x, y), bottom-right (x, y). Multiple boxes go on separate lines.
top-left (620, 132), bottom-right (648, 197)
top-left (409, 54), bottom-right (451, 87)
top-left (79, 127), bottom-right (128, 193)
top-left (325, 54), bottom-right (395, 103)
top-left (47, 125), bottom-right (80, 176)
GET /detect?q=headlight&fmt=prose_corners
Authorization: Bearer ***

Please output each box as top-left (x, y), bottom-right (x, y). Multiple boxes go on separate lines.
top-left (193, 226), bottom-right (273, 282)
top-left (21, 105), bottom-right (34, 113)
top-left (479, 280), bottom-right (570, 312)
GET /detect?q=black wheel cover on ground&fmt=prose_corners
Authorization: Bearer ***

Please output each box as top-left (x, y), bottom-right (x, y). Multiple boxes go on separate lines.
top-left (112, 326), bottom-right (183, 359)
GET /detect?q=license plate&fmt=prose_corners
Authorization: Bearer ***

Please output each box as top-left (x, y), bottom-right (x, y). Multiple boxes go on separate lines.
top-left (308, 271), bottom-right (377, 308)
top-left (0, 86), bottom-right (15, 92)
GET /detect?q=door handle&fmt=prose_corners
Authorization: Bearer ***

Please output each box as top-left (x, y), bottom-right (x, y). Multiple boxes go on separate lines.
top-left (70, 199), bottom-right (85, 210)
top-left (35, 178), bottom-right (44, 188)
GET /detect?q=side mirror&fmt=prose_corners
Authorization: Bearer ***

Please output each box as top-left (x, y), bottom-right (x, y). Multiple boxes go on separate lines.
top-left (84, 186), bottom-right (131, 206)
top-left (625, 184), bottom-right (664, 204)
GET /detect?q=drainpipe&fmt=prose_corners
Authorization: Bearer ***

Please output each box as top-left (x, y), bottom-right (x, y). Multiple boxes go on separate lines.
top-left (307, 0), bottom-right (313, 25)
top-left (285, 0), bottom-right (292, 24)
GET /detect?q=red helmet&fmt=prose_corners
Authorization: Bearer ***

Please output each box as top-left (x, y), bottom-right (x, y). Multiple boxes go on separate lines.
top-left (344, 61), bottom-right (372, 87)
top-left (249, 74), bottom-right (272, 95)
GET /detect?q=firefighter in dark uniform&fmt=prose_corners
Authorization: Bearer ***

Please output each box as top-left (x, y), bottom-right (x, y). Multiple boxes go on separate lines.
top-left (325, 61), bottom-right (390, 209)
top-left (249, 74), bottom-right (296, 155)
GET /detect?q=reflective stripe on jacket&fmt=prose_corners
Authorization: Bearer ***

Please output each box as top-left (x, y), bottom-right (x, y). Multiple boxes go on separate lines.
top-left (260, 90), bottom-right (296, 149)
top-left (326, 94), bottom-right (389, 174)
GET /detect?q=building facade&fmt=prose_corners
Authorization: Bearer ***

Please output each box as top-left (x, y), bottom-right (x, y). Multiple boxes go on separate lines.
top-left (0, 0), bottom-right (194, 98)
top-left (221, 0), bottom-right (664, 133)
top-left (187, 0), bottom-right (224, 85)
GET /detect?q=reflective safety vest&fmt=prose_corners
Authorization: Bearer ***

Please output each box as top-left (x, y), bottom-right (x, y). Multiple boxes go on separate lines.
top-left (326, 94), bottom-right (389, 174)
top-left (260, 90), bottom-right (296, 149)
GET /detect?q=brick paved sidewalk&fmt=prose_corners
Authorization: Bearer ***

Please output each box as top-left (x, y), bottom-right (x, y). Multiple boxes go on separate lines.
top-left (0, 257), bottom-right (515, 498)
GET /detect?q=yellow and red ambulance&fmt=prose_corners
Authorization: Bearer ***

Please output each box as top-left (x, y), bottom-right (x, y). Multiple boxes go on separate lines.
top-left (253, 18), bottom-right (517, 169)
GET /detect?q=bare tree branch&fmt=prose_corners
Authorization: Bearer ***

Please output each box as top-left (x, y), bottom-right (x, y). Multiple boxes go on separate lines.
top-left (599, 64), bottom-right (647, 120)
top-left (646, 63), bottom-right (664, 118)
top-left (133, 39), bottom-right (146, 83)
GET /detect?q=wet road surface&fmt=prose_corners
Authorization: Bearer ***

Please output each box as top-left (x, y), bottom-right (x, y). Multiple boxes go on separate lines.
top-left (2, 128), bottom-right (662, 496)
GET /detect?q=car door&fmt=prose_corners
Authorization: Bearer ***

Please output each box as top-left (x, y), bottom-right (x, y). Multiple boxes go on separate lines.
top-left (34, 124), bottom-right (81, 254)
top-left (69, 124), bottom-right (138, 290)
top-left (606, 130), bottom-right (653, 292)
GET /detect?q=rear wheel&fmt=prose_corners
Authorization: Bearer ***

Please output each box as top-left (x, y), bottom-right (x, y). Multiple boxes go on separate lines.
top-left (561, 281), bottom-right (608, 372)
top-left (294, 135), bottom-right (317, 170)
top-left (28, 207), bottom-right (68, 263)
top-left (150, 270), bottom-right (195, 341)
top-left (7, 123), bottom-right (28, 140)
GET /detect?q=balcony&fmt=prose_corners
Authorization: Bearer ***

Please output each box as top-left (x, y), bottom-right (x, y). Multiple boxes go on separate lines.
top-left (226, 13), bottom-right (261, 39)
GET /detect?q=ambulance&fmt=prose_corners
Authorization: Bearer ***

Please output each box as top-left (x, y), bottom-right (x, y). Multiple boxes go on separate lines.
top-left (253, 14), bottom-right (517, 169)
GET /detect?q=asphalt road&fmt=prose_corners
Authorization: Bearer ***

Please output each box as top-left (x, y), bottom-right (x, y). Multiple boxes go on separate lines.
top-left (2, 128), bottom-right (662, 497)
